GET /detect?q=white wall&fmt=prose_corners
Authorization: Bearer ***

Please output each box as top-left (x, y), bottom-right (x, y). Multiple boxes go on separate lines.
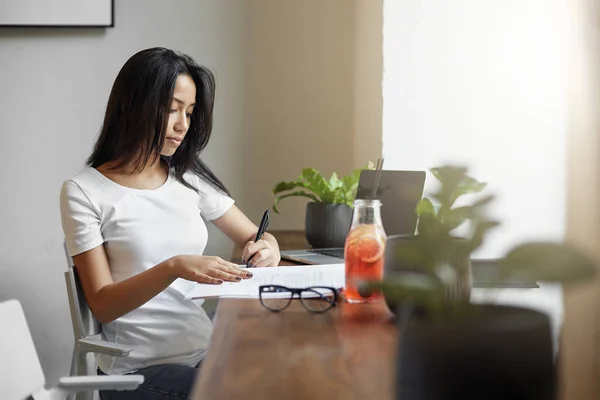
top-left (382, 0), bottom-right (568, 258)
top-left (0, 0), bottom-right (245, 383)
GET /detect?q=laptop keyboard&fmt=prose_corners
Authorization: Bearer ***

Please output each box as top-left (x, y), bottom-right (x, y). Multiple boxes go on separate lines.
top-left (308, 248), bottom-right (345, 259)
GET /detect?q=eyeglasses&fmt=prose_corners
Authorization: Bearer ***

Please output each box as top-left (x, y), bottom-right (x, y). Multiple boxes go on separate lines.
top-left (258, 285), bottom-right (339, 313)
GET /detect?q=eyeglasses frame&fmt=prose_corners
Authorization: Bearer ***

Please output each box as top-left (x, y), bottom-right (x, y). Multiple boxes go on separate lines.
top-left (258, 285), bottom-right (340, 313)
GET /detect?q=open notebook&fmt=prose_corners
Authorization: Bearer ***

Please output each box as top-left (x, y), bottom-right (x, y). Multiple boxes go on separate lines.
top-left (184, 264), bottom-right (345, 300)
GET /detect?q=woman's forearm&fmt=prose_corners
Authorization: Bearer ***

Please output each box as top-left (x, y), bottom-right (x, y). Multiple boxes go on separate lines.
top-left (93, 258), bottom-right (179, 324)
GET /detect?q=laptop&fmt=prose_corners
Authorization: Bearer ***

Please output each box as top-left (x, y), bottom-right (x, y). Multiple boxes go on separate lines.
top-left (280, 170), bottom-right (426, 265)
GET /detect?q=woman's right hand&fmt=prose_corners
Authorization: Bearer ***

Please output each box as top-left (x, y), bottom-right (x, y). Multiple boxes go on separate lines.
top-left (171, 255), bottom-right (253, 284)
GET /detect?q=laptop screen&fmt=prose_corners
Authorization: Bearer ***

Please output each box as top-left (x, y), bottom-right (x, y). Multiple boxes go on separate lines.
top-left (355, 170), bottom-right (426, 236)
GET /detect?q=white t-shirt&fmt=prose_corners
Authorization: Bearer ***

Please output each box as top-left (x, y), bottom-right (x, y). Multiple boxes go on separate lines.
top-left (59, 166), bottom-right (234, 374)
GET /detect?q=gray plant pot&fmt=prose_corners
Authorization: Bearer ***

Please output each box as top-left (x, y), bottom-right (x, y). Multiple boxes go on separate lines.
top-left (305, 202), bottom-right (352, 249)
top-left (384, 234), bottom-right (419, 277)
top-left (383, 234), bottom-right (421, 316)
top-left (383, 234), bottom-right (472, 315)
top-left (396, 304), bottom-right (555, 399)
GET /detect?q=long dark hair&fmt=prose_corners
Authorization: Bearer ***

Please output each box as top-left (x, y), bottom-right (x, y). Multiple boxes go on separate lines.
top-left (87, 47), bottom-right (230, 196)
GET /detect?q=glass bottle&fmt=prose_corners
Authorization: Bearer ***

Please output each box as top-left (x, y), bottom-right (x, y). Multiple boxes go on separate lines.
top-left (344, 199), bottom-right (387, 303)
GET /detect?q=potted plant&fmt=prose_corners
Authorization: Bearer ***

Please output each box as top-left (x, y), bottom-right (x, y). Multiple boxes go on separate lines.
top-left (382, 166), bottom-right (494, 304)
top-left (272, 165), bottom-right (368, 248)
top-left (360, 165), bottom-right (597, 399)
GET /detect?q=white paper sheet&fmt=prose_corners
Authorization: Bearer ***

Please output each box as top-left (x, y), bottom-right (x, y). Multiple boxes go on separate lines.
top-left (184, 264), bottom-right (345, 299)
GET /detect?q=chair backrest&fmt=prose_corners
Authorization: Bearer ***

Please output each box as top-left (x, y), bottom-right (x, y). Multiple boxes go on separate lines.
top-left (0, 299), bottom-right (47, 400)
top-left (63, 242), bottom-right (102, 340)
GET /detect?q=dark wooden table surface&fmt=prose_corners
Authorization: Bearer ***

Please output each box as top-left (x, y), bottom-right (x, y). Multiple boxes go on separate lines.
top-left (191, 298), bottom-right (398, 400)
top-left (192, 230), bottom-right (398, 399)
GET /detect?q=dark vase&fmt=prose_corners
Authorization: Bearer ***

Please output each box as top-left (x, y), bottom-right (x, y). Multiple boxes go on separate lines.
top-left (384, 234), bottom-right (419, 276)
top-left (383, 234), bottom-right (472, 315)
top-left (304, 203), bottom-right (352, 249)
top-left (383, 234), bottom-right (426, 316)
top-left (396, 304), bottom-right (556, 400)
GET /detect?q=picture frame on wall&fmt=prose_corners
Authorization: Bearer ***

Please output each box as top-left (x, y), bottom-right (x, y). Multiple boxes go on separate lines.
top-left (0, 0), bottom-right (114, 28)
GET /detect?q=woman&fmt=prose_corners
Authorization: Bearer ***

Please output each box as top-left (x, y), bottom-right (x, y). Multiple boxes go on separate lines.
top-left (60, 47), bottom-right (281, 399)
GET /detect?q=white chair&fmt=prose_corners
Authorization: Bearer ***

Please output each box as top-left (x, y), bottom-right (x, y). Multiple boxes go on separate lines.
top-left (0, 299), bottom-right (143, 400)
top-left (63, 243), bottom-right (132, 400)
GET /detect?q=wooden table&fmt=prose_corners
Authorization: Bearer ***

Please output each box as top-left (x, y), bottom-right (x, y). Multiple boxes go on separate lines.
top-left (191, 298), bottom-right (397, 400)
top-left (192, 230), bottom-right (398, 399)
top-left (192, 229), bottom-right (565, 399)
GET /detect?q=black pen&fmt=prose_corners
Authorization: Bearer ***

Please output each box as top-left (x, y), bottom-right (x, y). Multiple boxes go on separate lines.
top-left (246, 210), bottom-right (270, 268)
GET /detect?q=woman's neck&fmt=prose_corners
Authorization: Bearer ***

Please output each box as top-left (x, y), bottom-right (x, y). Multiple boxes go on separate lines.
top-left (96, 156), bottom-right (169, 190)
top-left (101, 155), bottom-right (165, 176)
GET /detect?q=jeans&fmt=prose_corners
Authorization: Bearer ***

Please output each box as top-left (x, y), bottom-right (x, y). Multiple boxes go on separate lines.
top-left (98, 362), bottom-right (202, 400)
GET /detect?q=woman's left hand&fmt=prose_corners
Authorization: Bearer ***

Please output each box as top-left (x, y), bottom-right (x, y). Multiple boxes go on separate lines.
top-left (242, 239), bottom-right (280, 267)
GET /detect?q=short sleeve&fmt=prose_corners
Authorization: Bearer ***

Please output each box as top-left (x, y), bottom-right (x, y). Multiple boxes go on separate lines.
top-left (196, 178), bottom-right (235, 221)
top-left (60, 180), bottom-right (104, 257)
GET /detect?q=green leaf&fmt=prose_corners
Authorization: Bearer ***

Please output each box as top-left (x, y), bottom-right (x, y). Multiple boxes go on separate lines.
top-left (272, 178), bottom-right (321, 212)
top-left (341, 168), bottom-right (362, 189)
top-left (329, 172), bottom-right (342, 190)
top-left (450, 177), bottom-right (487, 205)
top-left (430, 166), bottom-right (467, 206)
top-left (416, 198), bottom-right (436, 216)
top-left (499, 242), bottom-right (598, 284)
top-left (431, 194), bottom-right (495, 232)
top-left (463, 219), bottom-right (500, 254)
top-left (272, 180), bottom-right (311, 196)
top-left (341, 167), bottom-right (363, 204)
top-left (301, 168), bottom-right (334, 202)
top-left (471, 194), bottom-right (495, 208)
top-left (440, 207), bottom-right (469, 231)
top-left (330, 173), bottom-right (347, 204)
top-left (273, 190), bottom-right (320, 213)
top-left (430, 166), bottom-right (466, 185)
top-left (430, 166), bottom-right (486, 208)
top-left (272, 165), bottom-right (367, 212)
